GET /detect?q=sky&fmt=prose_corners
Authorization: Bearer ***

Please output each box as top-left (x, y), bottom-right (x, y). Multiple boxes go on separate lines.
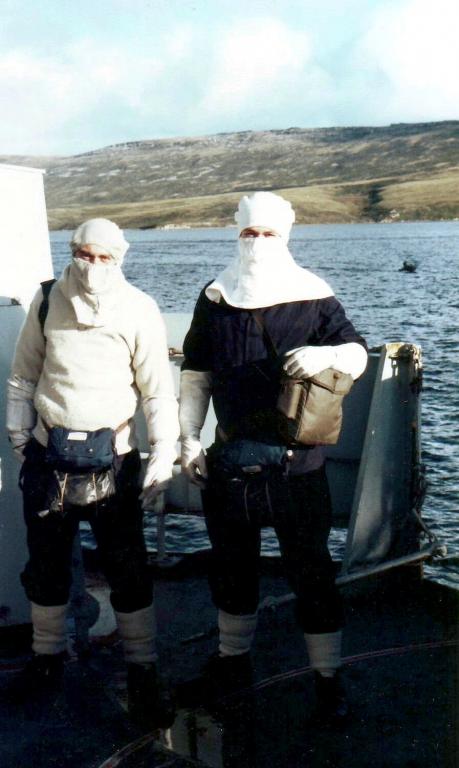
top-left (1, 0), bottom-right (458, 156)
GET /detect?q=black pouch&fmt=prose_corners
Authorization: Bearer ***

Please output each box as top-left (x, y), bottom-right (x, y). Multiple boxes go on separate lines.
top-left (205, 443), bottom-right (289, 527)
top-left (207, 439), bottom-right (289, 479)
top-left (45, 427), bottom-right (114, 471)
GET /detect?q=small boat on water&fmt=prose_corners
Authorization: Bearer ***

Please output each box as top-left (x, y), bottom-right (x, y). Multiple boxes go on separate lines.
top-left (0, 164), bottom-right (455, 768)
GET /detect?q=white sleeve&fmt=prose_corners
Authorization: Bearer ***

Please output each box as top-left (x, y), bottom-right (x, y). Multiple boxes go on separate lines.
top-left (132, 296), bottom-right (179, 446)
top-left (179, 369), bottom-right (213, 441)
top-left (10, 289), bottom-right (46, 384)
top-left (6, 376), bottom-right (37, 432)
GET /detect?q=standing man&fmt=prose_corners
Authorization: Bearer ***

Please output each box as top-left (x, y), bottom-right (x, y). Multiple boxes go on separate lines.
top-left (179, 192), bottom-right (367, 721)
top-left (6, 218), bottom-right (179, 727)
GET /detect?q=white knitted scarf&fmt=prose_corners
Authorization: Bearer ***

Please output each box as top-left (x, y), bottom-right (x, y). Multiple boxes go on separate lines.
top-left (205, 237), bottom-right (334, 309)
top-left (57, 261), bottom-right (126, 327)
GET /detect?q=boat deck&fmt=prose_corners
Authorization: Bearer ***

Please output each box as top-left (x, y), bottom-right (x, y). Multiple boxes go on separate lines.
top-left (0, 555), bottom-right (457, 768)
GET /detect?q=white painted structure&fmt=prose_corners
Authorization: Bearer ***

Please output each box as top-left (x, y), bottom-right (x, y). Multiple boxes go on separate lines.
top-left (0, 164), bottom-right (53, 625)
top-left (0, 164), bottom-right (53, 308)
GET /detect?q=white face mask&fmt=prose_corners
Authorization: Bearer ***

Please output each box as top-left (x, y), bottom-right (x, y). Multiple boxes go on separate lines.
top-left (238, 236), bottom-right (281, 266)
top-left (71, 258), bottom-right (118, 294)
top-left (206, 233), bottom-right (333, 308)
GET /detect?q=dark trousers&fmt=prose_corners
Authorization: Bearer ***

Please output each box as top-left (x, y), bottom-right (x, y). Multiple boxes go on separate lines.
top-left (202, 465), bottom-right (343, 634)
top-left (20, 439), bottom-right (152, 613)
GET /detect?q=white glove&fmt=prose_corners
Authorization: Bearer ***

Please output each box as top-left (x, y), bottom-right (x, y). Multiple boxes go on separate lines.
top-left (6, 376), bottom-right (37, 463)
top-left (140, 440), bottom-right (177, 509)
top-left (179, 370), bottom-right (213, 487)
top-left (283, 346), bottom-right (337, 378)
top-left (140, 396), bottom-right (179, 508)
top-left (283, 343), bottom-right (368, 380)
top-left (181, 437), bottom-right (208, 489)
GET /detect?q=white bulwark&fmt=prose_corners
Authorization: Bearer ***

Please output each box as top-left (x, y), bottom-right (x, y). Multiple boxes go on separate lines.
top-left (0, 164), bottom-right (53, 625)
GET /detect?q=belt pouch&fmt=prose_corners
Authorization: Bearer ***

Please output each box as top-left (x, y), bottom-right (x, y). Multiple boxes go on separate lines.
top-left (207, 439), bottom-right (287, 478)
top-left (45, 427), bottom-right (114, 471)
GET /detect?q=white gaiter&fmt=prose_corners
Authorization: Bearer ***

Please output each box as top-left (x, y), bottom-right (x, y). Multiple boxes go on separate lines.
top-left (115, 605), bottom-right (158, 665)
top-left (31, 602), bottom-right (68, 655)
top-left (304, 630), bottom-right (342, 678)
top-left (218, 609), bottom-right (258, 657)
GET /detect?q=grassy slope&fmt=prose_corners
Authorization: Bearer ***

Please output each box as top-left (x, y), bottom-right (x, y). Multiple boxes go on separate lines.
top-left (380, 168), bottom-right (459, 220)
top-left (47, 171), bottom-right (459, 229)
top-left (3, 122), bottom-right (458, 229)
top-left (47, 184), bottom-right (362, 229)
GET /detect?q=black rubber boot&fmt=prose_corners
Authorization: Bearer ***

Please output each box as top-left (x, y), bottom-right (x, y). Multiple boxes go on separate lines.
top-left (314, 671), bottom-right (349, 724)
top-left (127, 662), bottom-right (175, 730)
top-left (8, 653), bottom-right (65, 704)
top-left (177, 652), bottom-right (253, 708)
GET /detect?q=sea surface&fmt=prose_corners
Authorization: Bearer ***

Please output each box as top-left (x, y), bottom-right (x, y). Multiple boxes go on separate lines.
top-left (50, 222), bottom-right (459, 589)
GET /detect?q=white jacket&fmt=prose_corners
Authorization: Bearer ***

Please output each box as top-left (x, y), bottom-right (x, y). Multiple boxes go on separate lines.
top-left (9, 269), bottom-right (179, 454)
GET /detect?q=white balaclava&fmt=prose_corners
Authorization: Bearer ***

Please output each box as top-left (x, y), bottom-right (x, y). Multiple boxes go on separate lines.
top-left (58, 218), bottom-right (129, 326)
top-left (205, 192), bottom-right (334, 309)
top-left (235, 191), bottom-right (295, 242)
top-left (70, 218), bottom-right (129, 295)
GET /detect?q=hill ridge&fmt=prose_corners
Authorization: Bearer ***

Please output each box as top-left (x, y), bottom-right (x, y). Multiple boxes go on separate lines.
top-left (1, 121), bottom-right (458, 228)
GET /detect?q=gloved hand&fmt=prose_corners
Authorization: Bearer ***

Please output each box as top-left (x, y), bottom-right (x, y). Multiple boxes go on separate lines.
top-left (139, 441), bottom-right (177, 509)
top-left (140, 395), bottom-right (179, 508)
top-left (284, 343), bottom-right (368, 380)
top-left (283, 346), bottom-right (337, 378)
top-left (179, 369), bottom-right (213, 488)
top-left (8, 429), bottom-right (31, 463)
top-left (181, 436), bottom-right (208, 488)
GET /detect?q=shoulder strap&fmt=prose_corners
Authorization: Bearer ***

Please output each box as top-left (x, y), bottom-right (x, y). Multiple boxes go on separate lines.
top-left (250, 309), bottom-right (279, 360)
top-left (38, 279), bottom-right (57, 334)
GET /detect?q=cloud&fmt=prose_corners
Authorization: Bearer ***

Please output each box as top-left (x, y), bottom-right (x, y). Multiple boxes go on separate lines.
top-left (0, 2), bottom-right (457, 155)
top-left (352, 0), bottom-right (459, 121)
top-left (0, 18), bottom-right (330, 154)
top-left (200, 18), bottom-right (316, 114)
top-left (0, 41), bottom-right (175, 153)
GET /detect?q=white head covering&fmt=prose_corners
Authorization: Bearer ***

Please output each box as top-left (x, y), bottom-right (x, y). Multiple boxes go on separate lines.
top-left (235, 192), bottom-right (295, 242)
top-left (70, 218), bottom-right (129, 265)
top-left (60, 218), bottom-right (129, 326)
top-left (205, 192), bottom-right (333, 309)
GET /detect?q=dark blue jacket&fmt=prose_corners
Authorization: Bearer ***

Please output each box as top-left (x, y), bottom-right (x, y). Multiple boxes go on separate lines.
top-left (183, 288), bottom-right (367, 472)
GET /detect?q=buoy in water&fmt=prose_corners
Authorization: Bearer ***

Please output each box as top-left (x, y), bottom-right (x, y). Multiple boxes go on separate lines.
top-left (399, 259), bottom-right (417, 273)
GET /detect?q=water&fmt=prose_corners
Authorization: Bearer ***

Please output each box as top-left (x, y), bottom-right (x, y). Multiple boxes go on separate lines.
top-left (50, 222), bottom-right (459, 589)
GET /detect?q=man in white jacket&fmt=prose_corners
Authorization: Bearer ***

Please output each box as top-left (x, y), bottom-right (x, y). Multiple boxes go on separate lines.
top-left (179, 192), bottom-right (368, 721)
top-left (6, 218), bottom-right (179, 727)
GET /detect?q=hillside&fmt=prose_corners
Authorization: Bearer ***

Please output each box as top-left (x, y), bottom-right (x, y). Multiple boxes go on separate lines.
top-left (1, 121), bottom-right (458, 228)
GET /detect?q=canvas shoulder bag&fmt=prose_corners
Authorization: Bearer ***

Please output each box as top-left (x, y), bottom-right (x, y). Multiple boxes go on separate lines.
top-left (251, 310), bottom-right (354, 446)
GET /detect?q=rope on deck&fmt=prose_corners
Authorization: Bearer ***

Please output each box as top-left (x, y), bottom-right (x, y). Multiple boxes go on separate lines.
top-left (93, 637), bottom-right (458, 768)
top-left (250, 637), bottom-right (458, 693)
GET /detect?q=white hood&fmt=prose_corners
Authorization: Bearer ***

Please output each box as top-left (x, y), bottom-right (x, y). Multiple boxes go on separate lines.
top-left (205, 236), bottom-right (333, 309)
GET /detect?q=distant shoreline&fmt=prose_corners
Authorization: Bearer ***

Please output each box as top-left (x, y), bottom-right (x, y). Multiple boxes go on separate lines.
top-left (48, 216), bottom-right (459, 232)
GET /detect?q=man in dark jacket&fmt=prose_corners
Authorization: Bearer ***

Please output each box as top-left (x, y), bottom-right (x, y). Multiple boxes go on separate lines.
top-left (179, 192), bottom-right (367, 720)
